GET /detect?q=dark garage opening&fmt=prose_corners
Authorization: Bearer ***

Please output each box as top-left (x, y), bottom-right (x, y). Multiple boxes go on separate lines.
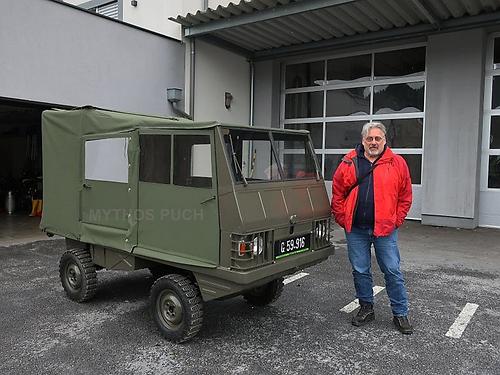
top-left (0, 98), bottom-right (64, 244)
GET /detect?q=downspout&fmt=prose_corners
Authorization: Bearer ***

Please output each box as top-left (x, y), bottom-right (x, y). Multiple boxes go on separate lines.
top-left (249, 59), bottom-right (255, 126)
top-left (190, 38), bottom-right (196, 119)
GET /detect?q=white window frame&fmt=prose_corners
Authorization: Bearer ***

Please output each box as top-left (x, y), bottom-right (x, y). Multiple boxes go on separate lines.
top-left (280, 42), bottom-right (427, 185)
top-left (481, 33), bottom-right (500, 191)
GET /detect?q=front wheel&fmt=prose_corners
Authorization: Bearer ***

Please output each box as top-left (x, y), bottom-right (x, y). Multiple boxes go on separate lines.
top-left (243, 278), bottom-right (284, 306)
top-left (59, 248), bottom-right (97, 302)
top-left (150, 274), bottom-right (204, 343)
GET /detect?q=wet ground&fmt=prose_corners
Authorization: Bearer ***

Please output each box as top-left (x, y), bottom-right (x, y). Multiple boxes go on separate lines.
top-left (0, 221), bottom-right (499, 375)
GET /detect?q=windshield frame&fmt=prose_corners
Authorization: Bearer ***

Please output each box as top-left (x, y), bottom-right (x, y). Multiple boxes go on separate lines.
top-left (221, 127), bottom-right (321, 185)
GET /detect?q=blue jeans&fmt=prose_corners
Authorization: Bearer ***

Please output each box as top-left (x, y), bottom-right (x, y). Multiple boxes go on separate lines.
top-left (345, 226), bottom-right (409, 316)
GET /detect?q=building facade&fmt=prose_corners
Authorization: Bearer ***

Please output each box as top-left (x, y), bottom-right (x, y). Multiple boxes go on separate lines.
top-left (2, 0), bottom-right (500, 229)
top-left (171, 0), bottom-right (500, 229)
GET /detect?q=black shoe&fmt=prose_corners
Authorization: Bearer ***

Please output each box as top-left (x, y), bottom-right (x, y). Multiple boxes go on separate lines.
top-left (352, 302), bottom-right (374, 327)
top-left (393, 316), bottom-right (413, 334)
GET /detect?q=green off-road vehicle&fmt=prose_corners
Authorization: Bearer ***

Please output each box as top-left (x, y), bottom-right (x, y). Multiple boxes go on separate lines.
top-left (41, 107), bottom-right (334, 343)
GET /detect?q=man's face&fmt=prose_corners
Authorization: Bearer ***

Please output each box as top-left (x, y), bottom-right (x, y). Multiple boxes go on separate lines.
top-left (362, 128), bottom-right (386, 158)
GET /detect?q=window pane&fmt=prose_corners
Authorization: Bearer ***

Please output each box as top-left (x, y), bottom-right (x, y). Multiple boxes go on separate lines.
top-left (327, 54), bottom-right (371, 82)
top-left (282, 153), bottom-right (317, 179)
top-left (374, 47), bottom-right (426, 78)
top-left (224, 130), bottom-right (280, 183)
top-left (399, 154), bottom-right (421, 184)
top-left (490, 117), bottom-right (500, 149)
top-left (383, 118), bottom-right (423, 148)
top-left (85, 138), bottom-right (128, 183)
top-left (325, 121), bottom-right (365, 148)
top-left (139, 135), bottom-right (171, 184)
top-left (285, 92), bottom-right (323, 119)
top-left (373, 82), bottom-right (424, 114)
top-left (492, 76), bottom-right (500, 110)
top-left (284, 123), bottom-right (323, 148)
top-left (173, 135), bottom-right (212, 188)
top-left (274, 133), bottom-right (318, 179)
top-left (326, 87), bottom-right (370, 117)
top-left (494, 38), bottom-right (500, 66)
top-left (324, 154), bottom-right (344, 181)
top-left (285, 61), bottom-right (325, 88)
top-left (488, 155), bottom-right (500, 188)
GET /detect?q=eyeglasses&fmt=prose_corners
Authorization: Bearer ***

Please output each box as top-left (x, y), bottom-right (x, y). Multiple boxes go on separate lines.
top-left (364, 136), bottom-right (385, 142)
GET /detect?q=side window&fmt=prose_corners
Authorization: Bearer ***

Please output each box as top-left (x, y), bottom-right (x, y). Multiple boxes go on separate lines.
top-left (139, 135), bottom-right (171, 184)
top-left (173, 135), bottom-right (212, 188)
top-left (85, 137), bottom-right (129, 183)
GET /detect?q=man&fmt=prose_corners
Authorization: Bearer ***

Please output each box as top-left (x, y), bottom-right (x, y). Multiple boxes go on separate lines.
top-left (331, 122), bottom-right (413, 334)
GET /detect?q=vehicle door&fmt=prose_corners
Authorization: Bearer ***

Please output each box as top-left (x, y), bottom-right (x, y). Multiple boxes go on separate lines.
top-left (137, 130), bottom-right (219, 265)
top-left (80, 131), bottom-right (139, 250)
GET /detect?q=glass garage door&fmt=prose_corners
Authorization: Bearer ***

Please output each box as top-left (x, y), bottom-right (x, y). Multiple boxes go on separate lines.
top-left (480, 35), bottom-right (500, 228)
top-left (282, 45), bottom-right (426, 219)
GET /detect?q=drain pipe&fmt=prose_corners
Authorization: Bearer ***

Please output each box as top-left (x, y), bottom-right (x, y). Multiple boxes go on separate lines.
top-left (249, 59), bottom-right (255, 126)
top-left (189, 38), bottom-right (196, 119)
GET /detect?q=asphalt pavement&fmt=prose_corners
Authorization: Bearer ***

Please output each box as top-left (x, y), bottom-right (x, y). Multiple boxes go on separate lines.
top-left (0, 221), bottom-right (499, 375)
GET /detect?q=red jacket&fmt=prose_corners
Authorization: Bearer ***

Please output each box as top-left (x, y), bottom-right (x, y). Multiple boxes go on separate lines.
top-left (331, 147), bottom-right (412, 237)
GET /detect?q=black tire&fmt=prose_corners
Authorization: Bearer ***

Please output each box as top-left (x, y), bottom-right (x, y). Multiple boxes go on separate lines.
top-left (243, 278), bottom-right (284, 306)
top-left (59, 248), bottom-right (97, 302)
top-left (150, 274), bottom-right (204, 343)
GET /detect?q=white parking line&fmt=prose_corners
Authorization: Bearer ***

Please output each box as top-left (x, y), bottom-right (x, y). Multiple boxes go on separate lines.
top-left (284, 272), bottom-right (309, 285)
top-left (445, 303), bottom-right (479, 339)
top-left (339, 286), bottom-right (385, 313)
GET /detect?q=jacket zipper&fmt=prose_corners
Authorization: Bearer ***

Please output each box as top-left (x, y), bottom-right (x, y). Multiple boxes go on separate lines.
top-left (362, 163), bottom-right (373, 224)
top-left (351, 156), bottom-right (359, 228)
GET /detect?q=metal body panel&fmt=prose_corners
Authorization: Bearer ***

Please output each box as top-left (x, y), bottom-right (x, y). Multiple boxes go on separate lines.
top-left (42, 107), bottom-right (335, 302)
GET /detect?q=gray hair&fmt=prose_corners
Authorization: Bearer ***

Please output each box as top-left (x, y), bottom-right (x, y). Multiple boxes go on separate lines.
top-left (361, 122), bottom-right (386, 139)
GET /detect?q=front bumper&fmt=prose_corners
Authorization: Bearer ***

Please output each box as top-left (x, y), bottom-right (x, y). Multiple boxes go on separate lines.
top-left (194, 244), bottom-right (334, 301)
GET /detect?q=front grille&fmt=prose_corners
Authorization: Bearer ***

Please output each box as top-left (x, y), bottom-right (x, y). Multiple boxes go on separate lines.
top-left (313, 218), bottom-right (331, 249)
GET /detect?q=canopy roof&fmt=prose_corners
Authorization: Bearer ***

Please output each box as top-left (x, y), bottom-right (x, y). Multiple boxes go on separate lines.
top-left (171, 0), bottom-right (500, 59)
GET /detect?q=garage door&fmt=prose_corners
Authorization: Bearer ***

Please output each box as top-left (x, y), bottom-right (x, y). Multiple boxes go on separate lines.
top-left (480, 34), bottom-right (500, 228)
top-left (281, 44), bottom-right (426, 219)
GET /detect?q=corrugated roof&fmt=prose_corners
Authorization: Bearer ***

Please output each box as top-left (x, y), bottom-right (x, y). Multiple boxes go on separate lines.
top-left (171, 0), bottom-right (500, 58)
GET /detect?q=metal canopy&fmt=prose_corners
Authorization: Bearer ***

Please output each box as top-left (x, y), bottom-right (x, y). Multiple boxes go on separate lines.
top-left (171, 0), bottom-right (500, 59)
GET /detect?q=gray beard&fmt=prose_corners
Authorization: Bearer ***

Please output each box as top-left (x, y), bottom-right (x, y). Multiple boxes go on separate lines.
top-left (366, 148), bottom-right (381, 156)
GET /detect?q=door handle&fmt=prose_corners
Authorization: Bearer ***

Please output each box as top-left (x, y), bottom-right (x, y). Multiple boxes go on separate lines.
top-left (200, 195), bottom-right (216, 204)
top-left (83, 183), bottom-right (92, 189)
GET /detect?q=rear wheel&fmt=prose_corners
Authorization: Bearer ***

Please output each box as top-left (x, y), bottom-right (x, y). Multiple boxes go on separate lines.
top-left (243, 278), bottom-right (284, 306)
top-left (59, 248), bottom-right (97, 302)
top-left (150, 274), bottom-right (204, 343)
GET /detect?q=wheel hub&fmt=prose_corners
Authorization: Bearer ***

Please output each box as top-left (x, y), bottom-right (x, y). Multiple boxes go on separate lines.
top-left (158, 291), bottom-right (183, 328)
top-left (66, 263), bottom-right (82, 291)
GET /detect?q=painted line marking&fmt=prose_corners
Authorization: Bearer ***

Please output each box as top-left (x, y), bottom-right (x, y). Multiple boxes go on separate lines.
top-left (340, 286), bottom-right (385, 313)
top-left (445, 303), bottom-right (479, 339)
top-left (284, 272), bottom-right (309, 285)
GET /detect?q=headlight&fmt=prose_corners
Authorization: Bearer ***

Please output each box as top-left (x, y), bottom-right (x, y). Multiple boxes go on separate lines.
top-left (252, 235), bottom-right (264, 255)
top-left (315, 220), bottom-right (329, 242)
top-left (315, 222), bottom-right (325, 239)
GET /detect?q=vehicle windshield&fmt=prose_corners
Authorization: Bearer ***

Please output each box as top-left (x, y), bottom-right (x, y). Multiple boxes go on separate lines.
top-left (223, 128), bottom-right (319, 183)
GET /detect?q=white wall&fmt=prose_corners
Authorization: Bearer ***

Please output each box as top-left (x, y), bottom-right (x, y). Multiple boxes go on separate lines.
top-left (124, 0), bottom-right (205, 40)
top-left (207, 0), bottom-right (234, 7)
top-left (123, 0), bottom-right (183, 39)
top-left (193, 40), bottom-right (250, 124)
top-left (1, 0), bottom-right (185, 117)
top-left (65, 0), bottom-right (205, 40)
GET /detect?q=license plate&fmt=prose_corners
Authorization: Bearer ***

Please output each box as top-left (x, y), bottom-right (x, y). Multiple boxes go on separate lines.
top-left (274, 234), bottom-right (311, 259)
